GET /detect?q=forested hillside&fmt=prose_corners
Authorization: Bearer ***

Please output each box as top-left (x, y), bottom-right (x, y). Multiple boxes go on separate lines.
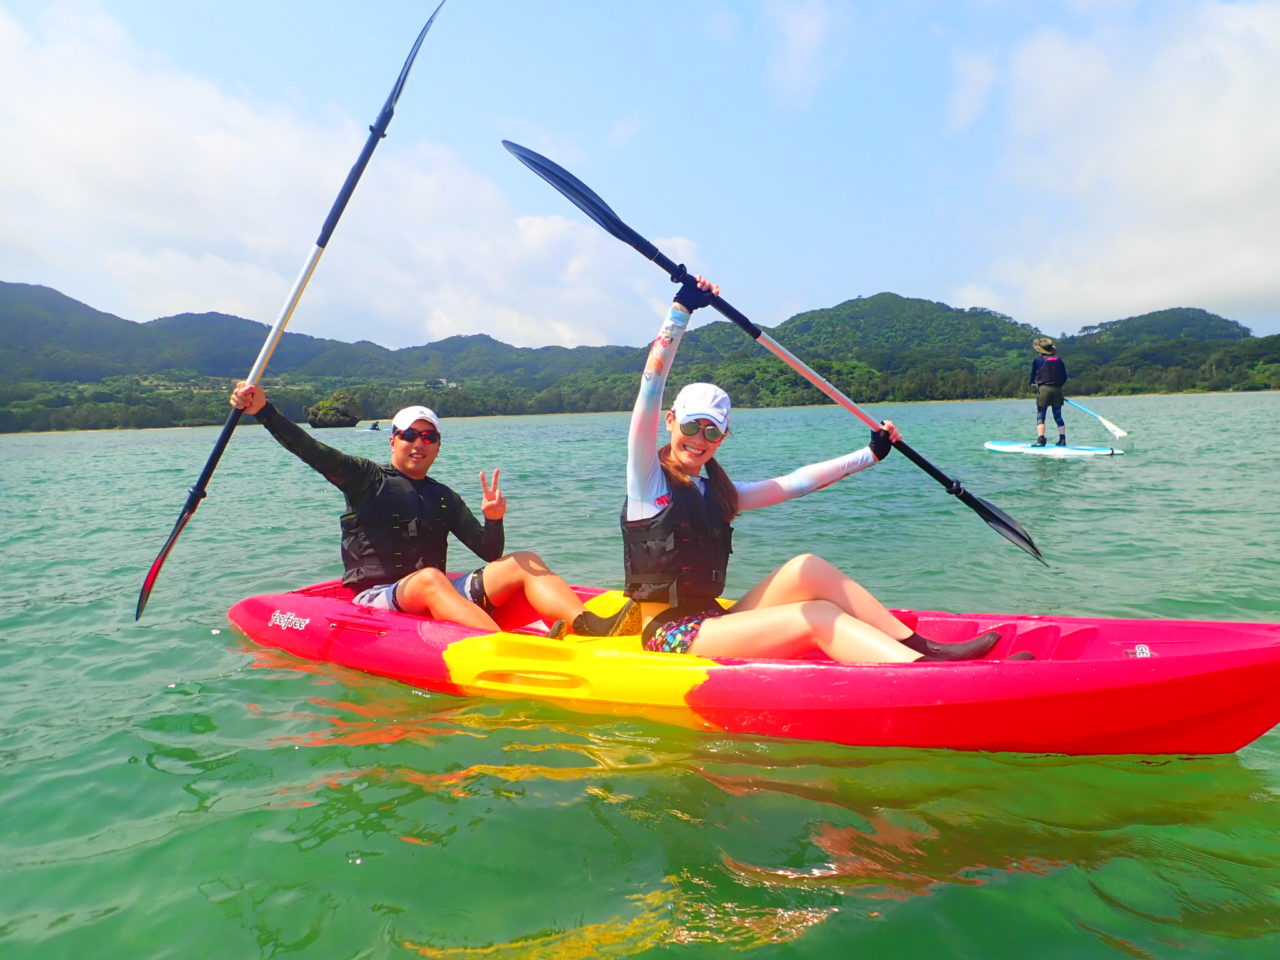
top-left (2, 280), bottom-right (1276, 433)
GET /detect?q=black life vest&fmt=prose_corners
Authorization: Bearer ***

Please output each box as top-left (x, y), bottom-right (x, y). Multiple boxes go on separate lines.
top-left (1035, 356), bottom-right (1067, 386)
top-left (340, 467), bottom-right (453, 590)
top-left (621, 467), bottom-right (733, 604)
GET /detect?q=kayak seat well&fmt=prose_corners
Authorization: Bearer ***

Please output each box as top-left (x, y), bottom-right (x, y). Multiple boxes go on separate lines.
top-left (997, 623), bottom-right (1097, 660)
top-left (301, 581), bottom-right (355, 600)
top-left (901, 616), bottom-right (1028, 660)
top-left (896, 618), bottom-right (1098, 661)
top-left (1052, 627), bottom-right (1099, 660)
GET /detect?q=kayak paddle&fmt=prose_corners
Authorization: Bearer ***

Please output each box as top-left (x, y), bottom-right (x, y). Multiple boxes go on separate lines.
top-left (135, 1), bottom-right (448, 620)
top-left (503, 140), bottom-right (1045, 564)
top-left (1065, 398), bottom-right (1129, 439)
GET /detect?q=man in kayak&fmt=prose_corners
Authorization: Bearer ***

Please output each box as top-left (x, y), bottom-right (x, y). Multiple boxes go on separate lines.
top-left (618, 274), bottom-right (1011, 663)
top-left (1030, 337), bottom-right (1069, 446)
top-left (230, 382), bottom-right (636, 636)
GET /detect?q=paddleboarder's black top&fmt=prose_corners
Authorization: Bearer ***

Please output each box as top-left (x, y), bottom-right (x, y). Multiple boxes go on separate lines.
top-left (1030, 355), bottom-right (1068, 387)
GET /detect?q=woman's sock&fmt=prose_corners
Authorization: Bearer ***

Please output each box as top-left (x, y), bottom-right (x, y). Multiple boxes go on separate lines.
top-left (901, 630), bottom-right (1001, 661)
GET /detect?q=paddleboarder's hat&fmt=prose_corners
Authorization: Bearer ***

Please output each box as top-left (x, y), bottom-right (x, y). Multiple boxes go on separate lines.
top-left (392, 405), bottom-right (440, 432)
top-left (1033, 337), bottom-right (1056, 355)
top-left (672, 382), bottom-right (731, 433)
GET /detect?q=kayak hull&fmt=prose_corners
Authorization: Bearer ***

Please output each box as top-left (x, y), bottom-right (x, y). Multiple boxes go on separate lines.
top-left (227, 581), bottom-right (1280, 756)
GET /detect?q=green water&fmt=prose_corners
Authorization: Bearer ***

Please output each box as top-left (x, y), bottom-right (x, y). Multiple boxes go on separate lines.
top-left (2, 392), bottom-right (1278, 958)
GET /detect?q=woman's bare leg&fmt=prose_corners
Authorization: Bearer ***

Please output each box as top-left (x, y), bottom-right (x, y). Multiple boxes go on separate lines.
top-left (730, 554), bottom-right (912, 640)
top-left (690, 600), bottom-right (920, 663)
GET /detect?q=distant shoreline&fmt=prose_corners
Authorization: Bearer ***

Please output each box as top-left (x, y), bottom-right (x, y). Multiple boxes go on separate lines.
top-left (6, 390), bottom-right (1276, 437)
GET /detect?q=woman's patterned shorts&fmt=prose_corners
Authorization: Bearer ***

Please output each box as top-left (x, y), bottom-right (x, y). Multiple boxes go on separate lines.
top-left (643, 607), bottom-right (728, 654)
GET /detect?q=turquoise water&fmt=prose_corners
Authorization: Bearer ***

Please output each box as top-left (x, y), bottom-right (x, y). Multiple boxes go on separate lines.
top-left (2, 392), bottom-right (1278, 957)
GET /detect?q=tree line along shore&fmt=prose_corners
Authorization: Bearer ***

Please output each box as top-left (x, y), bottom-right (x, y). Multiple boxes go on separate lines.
top-left (4, 342), bottom-right (1278, 435)
top-left (2, 281), bottom-right (1277, 433)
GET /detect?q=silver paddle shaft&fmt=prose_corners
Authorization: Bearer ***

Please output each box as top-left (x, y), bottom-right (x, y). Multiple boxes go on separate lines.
top-left (244, 246), bottom-right (323, 386)
top-left (755, 331), bottom-right (882, 432)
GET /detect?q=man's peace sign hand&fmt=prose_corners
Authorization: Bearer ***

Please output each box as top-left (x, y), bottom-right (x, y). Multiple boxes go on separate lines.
top-left (479, 470), bottom-right (506, 521)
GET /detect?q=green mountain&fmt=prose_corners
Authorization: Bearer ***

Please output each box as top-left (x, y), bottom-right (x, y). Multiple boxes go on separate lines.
top-left (3, 278), bottom-right (1277, 433)
top-left (1, 280), bottom-right (1257, 385)
top-left (0, 283), bottom-right (640, 386)
top-left (777, 292), bottom-right (1040, 357)
top-left (1076, 307), bottom-right (1250, 345)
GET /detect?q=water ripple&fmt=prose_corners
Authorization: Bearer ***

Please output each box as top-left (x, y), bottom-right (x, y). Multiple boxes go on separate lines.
top-left (2, 397), bottom-right (1279, 957)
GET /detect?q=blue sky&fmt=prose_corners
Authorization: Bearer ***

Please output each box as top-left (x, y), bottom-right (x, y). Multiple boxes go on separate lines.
top-left (3, 0), bottom-right (1279, 349)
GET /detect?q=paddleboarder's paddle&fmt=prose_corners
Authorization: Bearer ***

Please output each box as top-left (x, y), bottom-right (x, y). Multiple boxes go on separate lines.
top-left (1065, 398), bottom-right (1129, 439)
top-left (503, 140), bottom-right (1045, 564)
top-left (135, 2), bottom-right (449, 620)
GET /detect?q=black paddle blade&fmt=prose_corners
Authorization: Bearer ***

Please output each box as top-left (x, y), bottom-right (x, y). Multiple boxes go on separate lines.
top-left (382, 0), bottom-right (447, 117)
top-left (961, 491), bottom-right (1046, 565)
top-left (502, 141), bottom-right (658, 259)
top-left (891, 439), bottom-right (1044, 563)
top-left (317, 2), bottom-right (448, 248)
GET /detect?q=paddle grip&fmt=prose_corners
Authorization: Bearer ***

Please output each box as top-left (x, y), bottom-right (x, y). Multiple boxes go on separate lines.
top-left (654, 252), bottom-right (763, 338)
top-left (317, 125), bottom-right (384, 248)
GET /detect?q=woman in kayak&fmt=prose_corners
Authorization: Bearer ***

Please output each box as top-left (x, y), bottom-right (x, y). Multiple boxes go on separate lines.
top-left (621, 273), bottom-right (1002, 664)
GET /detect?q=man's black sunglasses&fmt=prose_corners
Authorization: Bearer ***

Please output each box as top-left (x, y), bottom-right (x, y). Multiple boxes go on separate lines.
top-left (394, 427), bottom-right (439, 444)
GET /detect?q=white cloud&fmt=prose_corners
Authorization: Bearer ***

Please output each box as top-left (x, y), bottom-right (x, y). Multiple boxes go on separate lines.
top-left (763, 0), bottom-right (844, 108)
top-left (973, 1), bottom-right (1280, 333)
top-left (704, 4), bottom-right (740, 45)
top-left (606, 115), bottom-right (643, 149)
top-left (947, 49), bottom-right (998, 134)
top-left (0, 4), bottom-right (672, 349)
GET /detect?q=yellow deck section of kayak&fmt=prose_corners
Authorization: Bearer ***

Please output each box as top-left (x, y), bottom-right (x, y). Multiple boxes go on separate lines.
top-left (442, 591), bottom-right (724, 722)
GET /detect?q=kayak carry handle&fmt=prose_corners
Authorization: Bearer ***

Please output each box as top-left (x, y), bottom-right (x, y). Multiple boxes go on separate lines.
top-left (470, 670), bottom-right (590, 692)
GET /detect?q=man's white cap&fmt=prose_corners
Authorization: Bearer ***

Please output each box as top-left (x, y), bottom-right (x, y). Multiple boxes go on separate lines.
top-left (672, 383), bottom-right (731, 432)
top-left (392, 405), bottom-right (440, 432)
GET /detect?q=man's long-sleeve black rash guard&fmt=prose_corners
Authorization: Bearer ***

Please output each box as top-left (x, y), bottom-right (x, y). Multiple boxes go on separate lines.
top-left (253, 402), bottom-right (503, 566)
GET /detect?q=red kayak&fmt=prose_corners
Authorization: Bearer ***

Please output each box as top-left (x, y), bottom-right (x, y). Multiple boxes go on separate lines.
top-left (227, 580), bottom-right (1280, 756)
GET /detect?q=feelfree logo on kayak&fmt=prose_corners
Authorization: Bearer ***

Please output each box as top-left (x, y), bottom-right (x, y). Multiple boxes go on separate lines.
top-left (269, 610), bottom-right (311, 630)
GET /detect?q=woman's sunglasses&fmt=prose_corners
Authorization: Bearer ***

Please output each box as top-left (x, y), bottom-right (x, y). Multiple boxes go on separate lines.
top-left (394, 427), bottom-right (440, 444)
top-left (678, 420), bottom-right (726, 443)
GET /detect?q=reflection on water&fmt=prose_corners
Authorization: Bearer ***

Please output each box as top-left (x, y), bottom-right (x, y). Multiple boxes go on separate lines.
top-left (246, 672), bottom-right (1280, 955)
top-left (401, 886), bottom-right (833, 957)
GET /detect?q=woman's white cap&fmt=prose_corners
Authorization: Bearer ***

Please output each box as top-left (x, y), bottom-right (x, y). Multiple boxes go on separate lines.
top-left (672, 383), bottom-right (731, 432)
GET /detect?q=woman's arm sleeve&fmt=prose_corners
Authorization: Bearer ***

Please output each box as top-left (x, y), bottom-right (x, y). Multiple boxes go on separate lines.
top-left (625, 305), bottom-right (689, 521)
top-left (734, 446), bottom-right (880, 511)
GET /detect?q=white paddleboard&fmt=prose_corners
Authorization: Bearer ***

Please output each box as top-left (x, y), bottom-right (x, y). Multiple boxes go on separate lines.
top-left (984, 440), bottom-right (1123, 457)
